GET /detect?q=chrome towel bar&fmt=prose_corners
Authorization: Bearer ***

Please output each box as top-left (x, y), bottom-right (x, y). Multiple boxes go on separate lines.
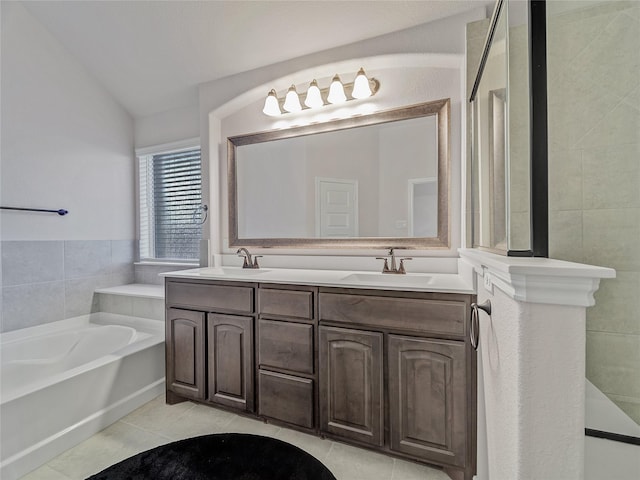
top-left (470, 300), bottom-right (491, 351)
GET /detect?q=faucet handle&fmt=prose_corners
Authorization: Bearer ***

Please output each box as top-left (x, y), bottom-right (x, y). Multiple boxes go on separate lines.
top-left (253, 256), bottom-right (263, 269)
top-left (376, 257), bottom-right (390, 273)
top-left (398, 257), bottom-right (413, 274)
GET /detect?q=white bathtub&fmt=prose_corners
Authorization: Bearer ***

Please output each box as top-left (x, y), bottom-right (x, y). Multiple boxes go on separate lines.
top-left (0, 313), bottom-right (165, 480)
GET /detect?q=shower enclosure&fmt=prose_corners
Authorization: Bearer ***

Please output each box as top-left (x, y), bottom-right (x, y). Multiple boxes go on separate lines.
top-left (546, 0), bottom-right (639, 441)
top-left (471, 0), bottom-right (638, 443)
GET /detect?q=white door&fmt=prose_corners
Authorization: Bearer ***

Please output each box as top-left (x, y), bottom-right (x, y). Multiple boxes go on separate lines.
top-left (315, 178), bottom-right (358, 237)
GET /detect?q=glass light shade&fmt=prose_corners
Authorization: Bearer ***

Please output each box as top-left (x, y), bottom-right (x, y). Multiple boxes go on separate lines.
top-left (304, 80), bottom-right (323, 109)
top-left (283, 85), bottom-right (302, 112)
top-left (327, 75), bottom-right (347, 104)
top-left (352, 68), bottom-right (372, 99)
top-left (262, 90), bottom-right (281, 116)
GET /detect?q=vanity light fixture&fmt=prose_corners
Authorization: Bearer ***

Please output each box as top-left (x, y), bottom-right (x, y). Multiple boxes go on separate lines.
top-left (283, 85), bottom-right (302, 112)
top-left (352, 67), bottom-right (373, 99)
top-left (262, 89), bottom-right (281, 116)
top-left (327, 74), bottom-right (347, 104)
top-left (262, 68), bottom-right (379, 116)
top-left (304, 80), bottom-right (324, 109)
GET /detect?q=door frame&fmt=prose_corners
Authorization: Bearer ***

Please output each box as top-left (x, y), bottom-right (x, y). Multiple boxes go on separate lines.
top-left (407, 177), bottom-right (437, 237)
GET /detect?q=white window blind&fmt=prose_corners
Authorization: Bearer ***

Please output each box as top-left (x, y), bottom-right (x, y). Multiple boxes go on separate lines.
top-left (138, 147), bottom-right (202, 261)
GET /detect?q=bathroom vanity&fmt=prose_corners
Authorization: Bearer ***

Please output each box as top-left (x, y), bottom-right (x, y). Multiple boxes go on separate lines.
top-left (163, 268), bottom-right (476, 480)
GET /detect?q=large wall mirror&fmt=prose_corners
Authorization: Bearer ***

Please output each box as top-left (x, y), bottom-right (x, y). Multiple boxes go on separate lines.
top-left (228, 98), bottom-right (450, 249)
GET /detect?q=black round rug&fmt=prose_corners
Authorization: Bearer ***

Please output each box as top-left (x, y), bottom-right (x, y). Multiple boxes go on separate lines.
top-left (86, 433), bottom-right (336, 480)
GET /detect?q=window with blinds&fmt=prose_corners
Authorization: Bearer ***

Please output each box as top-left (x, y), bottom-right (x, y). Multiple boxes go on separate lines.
top-left (138, 146), bottom-right (202, 261)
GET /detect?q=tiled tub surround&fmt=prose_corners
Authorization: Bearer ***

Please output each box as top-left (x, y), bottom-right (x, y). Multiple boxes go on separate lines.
top-left (134, 263), bottom-right (196, 285)
top-left (547, 0), bottom-right (640, 424)
top-left (95, 284), bottom-right (165, 321)
top-left (0, 240), bottom-right (135, 332)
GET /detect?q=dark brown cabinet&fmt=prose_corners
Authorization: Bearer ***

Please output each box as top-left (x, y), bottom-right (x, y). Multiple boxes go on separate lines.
top-left (207, 313), bottom-right (254, 411)
top-left (388, 335), bottom-right (467, 468)
top-left (319, 326), bottom-right (384, 446)
top-left (318, 288), bottom-right (475, 480)
top-left (165, 277), bottom-right (475, 480)
top-left (256, 285), bottom-right (318, 430)
top-left (165, 279), bottom-right (256, 413)
top-left (166, 308), bottom-right (206, 400)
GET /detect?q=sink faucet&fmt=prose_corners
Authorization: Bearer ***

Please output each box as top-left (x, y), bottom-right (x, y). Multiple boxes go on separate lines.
top-left (237, 248), bottom-right (262, 269)
top-left (376, 248), bottom-right (412, 274)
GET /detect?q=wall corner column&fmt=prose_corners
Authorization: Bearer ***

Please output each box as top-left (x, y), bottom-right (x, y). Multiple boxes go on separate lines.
top-left (459, 249), bottom-right (614, 480)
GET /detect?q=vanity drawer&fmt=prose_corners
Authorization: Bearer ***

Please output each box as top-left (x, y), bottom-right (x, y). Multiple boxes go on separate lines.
top-left (319, 292), bottom-right (466, 337)
top-left (258, 319), bottom-right (314, 374)
top-left (258, 370), bottom-right (314, 429)
top-left (258, 288), bottom-right (313, 319)
top-left (166, 281), bottom-right (254, 314)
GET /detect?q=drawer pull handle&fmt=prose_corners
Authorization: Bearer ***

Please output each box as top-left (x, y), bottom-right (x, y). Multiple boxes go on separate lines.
top-left (470, 300), bottom-right (491, 351)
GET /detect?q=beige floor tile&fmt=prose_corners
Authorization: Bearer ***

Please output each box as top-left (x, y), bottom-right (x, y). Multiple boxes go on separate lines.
top-left (20, 464), bottom-right (73, 480)
top-left (221, 414), bottom-right (282, 437)
top-left (274, 428), bottom-right (334, 462)
top-left (28, 395), bottom-right (458, 480)
top-left (391, 458), bottom-right (450, 480)
top-left (149, 402), bottom-right (238, 441)
top-left (46, 421), bottom-right (170, 479)
top-left (119, 393), bottom-right (195, 433)
top-left (324, 442), bottom-right (395, 480)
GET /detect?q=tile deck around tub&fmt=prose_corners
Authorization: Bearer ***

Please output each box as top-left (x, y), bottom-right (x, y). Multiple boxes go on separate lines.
top-left (19, 394), bottom-right (450, 480)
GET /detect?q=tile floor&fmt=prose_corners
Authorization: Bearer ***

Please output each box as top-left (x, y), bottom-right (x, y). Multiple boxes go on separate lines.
top-left (21, 394), bottom-right (450, 480)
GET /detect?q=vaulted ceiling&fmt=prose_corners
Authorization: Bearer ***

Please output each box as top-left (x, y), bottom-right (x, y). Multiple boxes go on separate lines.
top-left (22, 1), bottom-right (494, 117)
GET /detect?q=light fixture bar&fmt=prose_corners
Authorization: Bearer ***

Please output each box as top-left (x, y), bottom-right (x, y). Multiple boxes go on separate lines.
top-left (263, 70), bottom-right (379, 116)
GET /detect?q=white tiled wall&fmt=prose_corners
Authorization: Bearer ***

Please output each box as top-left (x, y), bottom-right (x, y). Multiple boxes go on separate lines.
top-left (0, 240), bottom-right (135, 332)
top-left (98, 293), bottom-right (165, 321)
top-left (547, 0), bottom-right (640, 424)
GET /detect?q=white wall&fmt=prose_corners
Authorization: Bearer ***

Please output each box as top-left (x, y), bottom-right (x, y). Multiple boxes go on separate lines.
top-left (378, 116), bottom-right (437, 237)
top-left (1, 1), bottom-right (134, 242)
top-left (134, 105), bottom-right (199, 149)
top-left (0, 2), bottom-right (136, 331)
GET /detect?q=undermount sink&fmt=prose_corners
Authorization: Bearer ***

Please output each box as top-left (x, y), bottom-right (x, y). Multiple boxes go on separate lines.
top-left (199, 267), bottom-right (270, 276)
top-left (340, 273), bottom-right (432, 286)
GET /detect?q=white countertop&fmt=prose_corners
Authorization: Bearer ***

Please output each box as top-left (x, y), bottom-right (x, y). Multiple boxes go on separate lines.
top-left (160, 266), bottom-right (475, 294)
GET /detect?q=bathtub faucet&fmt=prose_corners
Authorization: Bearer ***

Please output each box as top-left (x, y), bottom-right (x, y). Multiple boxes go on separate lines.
top-left (237, 248), bottom-right (262, 269)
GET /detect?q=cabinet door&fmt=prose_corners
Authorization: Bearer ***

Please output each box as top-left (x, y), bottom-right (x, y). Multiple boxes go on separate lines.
top-left (319, 326), bottom-right (383, 446)
top-left (388, 335), bottom-right (467, 467)
top-left (207, 313), bottom-right (254, 412)
top-left (166, 308), bottom-right (205, 400)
